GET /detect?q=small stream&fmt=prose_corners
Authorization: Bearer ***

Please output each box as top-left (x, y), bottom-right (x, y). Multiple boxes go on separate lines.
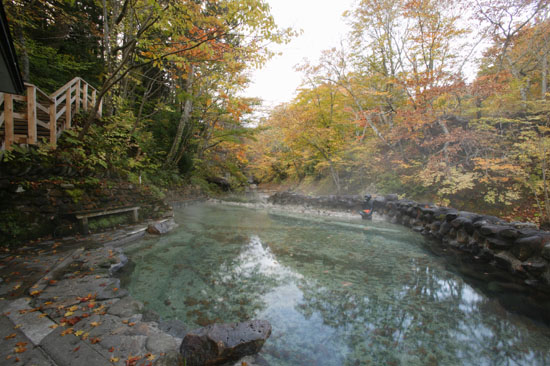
top-left (121, 201), bottom-right (550, 366)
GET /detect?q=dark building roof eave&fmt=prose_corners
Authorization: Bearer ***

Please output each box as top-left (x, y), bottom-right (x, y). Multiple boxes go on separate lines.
top-left (0, 1), bottom-right (24, 95)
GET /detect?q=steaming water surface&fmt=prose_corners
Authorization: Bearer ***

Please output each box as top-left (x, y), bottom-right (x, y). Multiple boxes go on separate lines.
top-left (122, 202), bottom-right (550, 366)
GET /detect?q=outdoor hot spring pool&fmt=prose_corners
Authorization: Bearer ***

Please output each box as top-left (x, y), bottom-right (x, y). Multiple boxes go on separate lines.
top-left (121, 202), bottom-right (550, 365)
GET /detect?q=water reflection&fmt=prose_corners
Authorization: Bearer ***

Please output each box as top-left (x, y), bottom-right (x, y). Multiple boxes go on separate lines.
top-left (123, 203), bottom-right (550, 366)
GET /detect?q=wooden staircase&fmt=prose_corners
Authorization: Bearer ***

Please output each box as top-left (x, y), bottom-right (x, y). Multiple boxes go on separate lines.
top-left (0, 77), bottom-right (102, 150)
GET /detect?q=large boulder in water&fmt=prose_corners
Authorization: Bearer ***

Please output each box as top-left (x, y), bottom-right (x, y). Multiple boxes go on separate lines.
top-left (147, 218), bottom-right (177, 235)
top-left (180, 320), bottom-right (272, 366)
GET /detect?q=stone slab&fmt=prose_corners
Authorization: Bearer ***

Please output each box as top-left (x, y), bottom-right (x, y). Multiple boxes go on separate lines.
top-left (0, 315), bottom-right (55, 366)
top-left (4, 298), bottom-right (56, 345)
top-left (40, 327), bottom-right (110, 366)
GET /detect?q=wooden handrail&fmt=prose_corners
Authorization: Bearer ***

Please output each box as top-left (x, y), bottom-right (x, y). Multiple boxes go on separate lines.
top-left (50, 77), bottom-right (80, 99)
top-left (0, 77), bottom-right (102, 150)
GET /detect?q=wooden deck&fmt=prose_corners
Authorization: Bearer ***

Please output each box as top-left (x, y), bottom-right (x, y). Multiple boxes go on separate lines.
top-left (0, 77), bottom-right (102, 150)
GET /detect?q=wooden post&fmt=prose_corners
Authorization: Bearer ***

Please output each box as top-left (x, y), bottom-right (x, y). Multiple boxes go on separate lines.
top-left (83, 83), bottom-right (88, 111)
top-left (131, 208), bottom-right (139, 223)
top-left (49, 98), bottom-right (56, 146)
top-left (80, 217), bottom-right (89, 235)
top-left (75, 79), bottom-right (81, 114)
top-left (4, 94), bottom-right (13, 149)
top-left (65, 87), bottom-right (72, 129)
top-left (26, 85), bottom-right (37, 145)
top-left (91, 89), bottom-right (96, 113)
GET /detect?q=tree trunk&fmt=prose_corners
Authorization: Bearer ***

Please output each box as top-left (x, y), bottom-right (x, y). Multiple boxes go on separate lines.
top-left (542, 50), bottom-right (548, 99)
top-left (165, 65), bottom-right (195, 167)
top-left (16, 28), bottom-right (29, 82)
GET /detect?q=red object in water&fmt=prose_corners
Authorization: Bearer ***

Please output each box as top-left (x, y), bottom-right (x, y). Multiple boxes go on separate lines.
top-left (363, 209), bottom-right (371, 214)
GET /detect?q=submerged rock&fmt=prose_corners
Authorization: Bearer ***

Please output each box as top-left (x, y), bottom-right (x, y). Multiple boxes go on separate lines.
top-left (180, 320), bottom-right (272, 366)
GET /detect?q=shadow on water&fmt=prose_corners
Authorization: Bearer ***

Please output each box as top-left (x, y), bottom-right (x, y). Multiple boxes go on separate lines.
top-left (120, 203), bottom-right (550, 366)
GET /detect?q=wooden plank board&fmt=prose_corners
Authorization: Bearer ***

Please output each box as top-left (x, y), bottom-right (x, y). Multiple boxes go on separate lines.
top-left (12, 112), bottom-right (26, 120)
top-left (49, 99), bottom-right (56, 145)
top-left (56, 106), bottom-right (66, 121)
top-left (82, 83), bottom-right (88, 111)
top-left (37, 102), bottom-right (49, 114)
top-left (50, 77), bottom-right (79, 99)
top-left (75, 207), bottom-right (140, 219)
top-left (75, 79), bottom-right (81, 114)
top-left (36, 119), bottom-right (49, 129)
top-left (27, 85), bottom-right (37, 144)
top-left (55, 93), bottom-right (66, 107)
top-left (4, 94), bottom-right (14, 149)
top-left (65, 87), bottom-right (71, 129)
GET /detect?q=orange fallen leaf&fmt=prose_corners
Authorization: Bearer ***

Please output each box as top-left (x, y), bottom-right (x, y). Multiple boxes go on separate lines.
top-left (14, 342), bottom-right (27, 353)
top-left (60, 328), bottom-right (74, 336)
top-left (122, 320), bottom-right (129, 324)
top-left (30, 290), bottom-right (41, 296)
top-left (112, 287), bottom-right (118, 292)
top-left (90, 337), bottom-right (101, 344)
top-left (145, 353), bottom-right (155, 361)
top-left (90, 321), bottom-right (100, 327)
top-left (108, 347), bottom-right (115, 352)
top-left (110, 356), bottom-right (120, 363)
top-left (49, 324), bottom-right (59, 329)
top-left (4, 333), bottom-right (16, 340)
top-left (13, 324), bottom-right (21, 329)
top-left (125, 356), bottom-right (141, 366)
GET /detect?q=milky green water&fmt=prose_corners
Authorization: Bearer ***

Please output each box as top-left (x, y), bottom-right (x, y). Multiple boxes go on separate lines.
top-left (123, 203), bottom-right (550, 366)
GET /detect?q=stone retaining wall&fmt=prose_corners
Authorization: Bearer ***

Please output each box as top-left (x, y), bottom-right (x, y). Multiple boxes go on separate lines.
top-left (268, 191), bottom-right (550, 293)
top-left (0, 180), bottom-right (170, 245)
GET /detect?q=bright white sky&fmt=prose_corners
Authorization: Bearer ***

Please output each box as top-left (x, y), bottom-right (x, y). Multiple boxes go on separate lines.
top-left (244, 0), bottom-right (356, 107)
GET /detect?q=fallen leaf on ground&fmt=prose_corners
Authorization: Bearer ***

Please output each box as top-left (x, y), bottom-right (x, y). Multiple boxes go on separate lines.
top-left (90, 337), bottom-right (101, 344)
top-left (90, 321), bottom-right (100, 327)
top-left (108, 347), bottom-right (115, 352)
top-left (4, 333), bottom-right (16, 340)
top-left (75, 330), bottom-right (84, 337)
top-left (60, 328), bottom-right (74, 336)
top-left (73, 346), bottom-right (80, 352)
top-left (14, 342), bottom-right (27, 353)
top-left (125, 356), bottom-right (141, 366)
top-left (110, 356), bottom-right (119, 363)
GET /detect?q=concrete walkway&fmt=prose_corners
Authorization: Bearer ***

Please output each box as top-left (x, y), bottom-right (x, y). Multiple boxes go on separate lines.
top-left (0, 222), bottom-right (184, 366)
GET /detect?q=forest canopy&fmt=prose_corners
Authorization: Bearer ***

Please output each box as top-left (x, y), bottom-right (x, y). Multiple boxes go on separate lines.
top-left (4, 0), bottom-right (550, 227)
